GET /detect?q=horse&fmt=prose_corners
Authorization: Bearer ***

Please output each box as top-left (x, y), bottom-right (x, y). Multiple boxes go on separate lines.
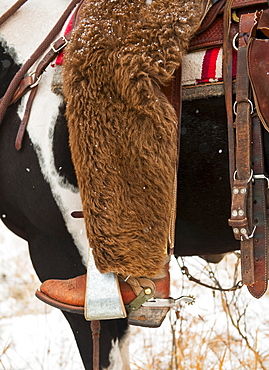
top-left (1, 0), bottom-right (269, 369)
top-left (0, 1), bottom-right (131, 369)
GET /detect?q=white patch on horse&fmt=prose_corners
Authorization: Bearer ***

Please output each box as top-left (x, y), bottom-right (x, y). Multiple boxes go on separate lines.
top-left (0, 31), bottom-right (86, 263)
top-left (0, 0), bottom-right (91, 265)
top-left (105, 331), bottom-right (131, 370)
top-left (17, 67), bottom-right (89, 265)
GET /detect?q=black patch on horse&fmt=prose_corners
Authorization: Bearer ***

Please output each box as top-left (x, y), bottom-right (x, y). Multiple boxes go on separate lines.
top-left (0, 43), bottom-right (19, 98)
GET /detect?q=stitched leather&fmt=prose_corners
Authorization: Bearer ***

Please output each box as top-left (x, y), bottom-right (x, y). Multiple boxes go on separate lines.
top-left (248, 116), bottom-right (268, 298)
top-left (189, 0), bottom-right (268, 51)
top-left (248, 9), bottom-right (269, 132)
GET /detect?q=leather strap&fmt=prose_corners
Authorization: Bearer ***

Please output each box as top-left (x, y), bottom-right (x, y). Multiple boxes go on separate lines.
top-left (0, 0), bottom-right (82, 128)
top-left (248, 9), bottom-right (269, 132)
top-left (228, 13), bottom-right (255, 284)
top-left (90, 320), bottom-right (101, 370)
top-left (14, 33), bottom-right (73, 150)
top-left (248, 115), bottom-right (268, 297)
top-left (223, 0), bottom-right (236, 187)
top-left (228, 12), bottom-right (268, 297)
top-left (9, 75), bottom-right (33, 106)
top-left (0, 0), bottom-right (28, 27)
top-left (123, 277), bottom-right (155, 313)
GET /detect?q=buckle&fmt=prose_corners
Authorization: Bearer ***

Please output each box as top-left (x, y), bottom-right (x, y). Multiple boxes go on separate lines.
top-left (50, 36), bottom-right (68, 53)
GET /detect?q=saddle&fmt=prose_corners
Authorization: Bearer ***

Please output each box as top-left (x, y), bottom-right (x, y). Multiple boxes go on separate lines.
top-left (189, 0), bottom-right (269, 298)
top-left (1, 0), bottom-right (269, 323)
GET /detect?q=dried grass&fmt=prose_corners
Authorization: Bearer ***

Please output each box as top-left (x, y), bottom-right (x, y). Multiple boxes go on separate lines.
top-left (1, 223), bottom-right (269, 370)
top-left (130, 253), bottom-right (269, 370)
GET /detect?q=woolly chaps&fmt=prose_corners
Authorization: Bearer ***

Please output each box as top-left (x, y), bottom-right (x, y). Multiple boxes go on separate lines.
top-left (62, 0), bottom-right (204, 277)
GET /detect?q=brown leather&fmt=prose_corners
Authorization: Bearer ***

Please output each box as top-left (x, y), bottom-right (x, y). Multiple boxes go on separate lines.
top-left (0, 0), bottom-right (28, 27)
top-left (36, 263), bottom-right (170, 313)
top-left (189, 0), bottom-right (268, 51)
top-left (15, 87), bottom-right (37, 150)
top-left (228, 11), bottom-right (268, 297)
top-left (14, 33), bottom-right (73, 150)
top-left (90, 321), bottom-right (101, 370)
top-left (190, 11), bottom-right (238, 50)
top-left (248, 9), bottom-right (269, 132)
top-left (247, 115), bottom-right (268, 298)
top-left (0, 0), bottom-right (82, 128)
top-left (39, 274), bottom-right (86, 307)
top-left (228, 179), bottom-right (251, 238)
top-left (196, 0), bottom-right (227, 36)
top-left (223, 0), bottom-right (236, 187)
top-left (8, 76), bottom-right (33, 106)
top-left (233, 13), bottom-right (255, 285)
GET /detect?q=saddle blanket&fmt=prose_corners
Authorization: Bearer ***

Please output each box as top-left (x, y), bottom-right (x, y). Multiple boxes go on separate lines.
top-left (182, 47), bottom-right (237, 86)
top-left (52, 5), bottom-right (237, 101)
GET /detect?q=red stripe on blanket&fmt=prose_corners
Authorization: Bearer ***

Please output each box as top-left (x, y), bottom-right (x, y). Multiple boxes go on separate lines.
top-left (55, 13), bottom-right (75, 66)
top-left (195, 47), bottom-right (237, 85)
top-left (196, 47), bottom-right (220, 84)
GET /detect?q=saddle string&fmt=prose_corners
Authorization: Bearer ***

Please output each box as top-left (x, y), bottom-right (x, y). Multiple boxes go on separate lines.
top-left (0, 0), bottom-right (82, 127)
top-left (0, 0), bottom-right (28, 27)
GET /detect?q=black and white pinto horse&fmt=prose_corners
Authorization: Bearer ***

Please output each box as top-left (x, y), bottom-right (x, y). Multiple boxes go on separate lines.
top-left (1, 0), bottom-right (268, 369)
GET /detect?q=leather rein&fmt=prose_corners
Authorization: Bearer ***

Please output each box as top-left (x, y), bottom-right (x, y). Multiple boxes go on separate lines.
top-left (0, 0), bottom-right (82, 138)
top-left (0, 0), bottom-right (28, 26)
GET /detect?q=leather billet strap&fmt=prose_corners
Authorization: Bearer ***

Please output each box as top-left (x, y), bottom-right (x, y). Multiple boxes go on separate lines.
top-left (249, 115), bottom-right (268, 297)
top-left (246, 9), bottom-right (269, 297)
top-left (228, 13), bottom-right (255, 284)
top-left (228, 12), bottom-right (268, 297)
top-left (228, 13), bottom-right (253, 237)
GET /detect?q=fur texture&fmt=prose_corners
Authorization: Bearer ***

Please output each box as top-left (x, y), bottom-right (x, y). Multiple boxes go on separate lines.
top-left (62, 0), bottom-right (203, 277)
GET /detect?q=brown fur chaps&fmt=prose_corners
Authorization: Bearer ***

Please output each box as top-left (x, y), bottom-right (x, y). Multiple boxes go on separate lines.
top-left (62, 0), bottom-right (203, 277)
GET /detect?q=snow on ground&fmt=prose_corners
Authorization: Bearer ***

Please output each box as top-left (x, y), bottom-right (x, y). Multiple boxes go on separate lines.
top-left (1, 220), bottom-right (269, 369)
top-left (0, 221), bottom-right (84, 369)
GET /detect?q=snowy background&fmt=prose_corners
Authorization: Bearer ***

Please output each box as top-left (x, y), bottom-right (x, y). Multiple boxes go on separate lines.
top-left (0, 220), bottom-right (269, 369)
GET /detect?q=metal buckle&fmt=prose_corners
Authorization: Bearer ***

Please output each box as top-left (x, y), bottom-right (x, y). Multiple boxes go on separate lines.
top-left (50, 36), bottom-right (68, 53)
top-left (253, 173), bottom-right (269, 188)
top-left (29, 71), bottom-right (42, 88)
top-left (232, 32), bottom-right (239, 50)
top-left (240, 225), bottom-right (257, 241)
top-left (233, 99), bottom-right (254, 115)
top-left (233, 169), bottom-right (253, 183)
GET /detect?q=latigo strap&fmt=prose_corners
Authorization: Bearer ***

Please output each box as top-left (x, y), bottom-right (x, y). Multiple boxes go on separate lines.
top-left (228, 10), bottom-right (269, 298)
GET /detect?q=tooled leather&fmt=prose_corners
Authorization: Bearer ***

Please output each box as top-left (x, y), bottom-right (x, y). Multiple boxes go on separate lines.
top-left (189, 0), bottom-right (268, 51)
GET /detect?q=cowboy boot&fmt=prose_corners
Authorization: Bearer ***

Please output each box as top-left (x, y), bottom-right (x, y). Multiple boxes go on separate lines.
top-left (35, 260), bottom-right (170, 316)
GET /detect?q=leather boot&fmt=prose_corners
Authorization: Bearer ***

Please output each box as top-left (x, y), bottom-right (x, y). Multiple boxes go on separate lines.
top-left (35, 261), bottom-right (170, 315)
